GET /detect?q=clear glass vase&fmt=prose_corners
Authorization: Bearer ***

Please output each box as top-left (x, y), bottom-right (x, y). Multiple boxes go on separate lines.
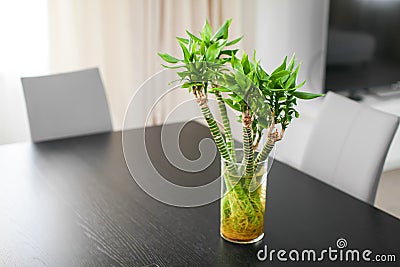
top-left (220, 149), bottom-right (270, 244)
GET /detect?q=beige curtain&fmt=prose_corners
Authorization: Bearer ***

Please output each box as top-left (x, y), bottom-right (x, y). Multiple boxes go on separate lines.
top-left (48, 0), bottom-right (255, 130)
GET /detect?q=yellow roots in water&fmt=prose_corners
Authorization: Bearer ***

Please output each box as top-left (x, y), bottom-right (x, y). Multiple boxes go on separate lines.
top-left (221, 216), bottom-right (264, 242)
top-left (220, 184), bottom-right (266, 242)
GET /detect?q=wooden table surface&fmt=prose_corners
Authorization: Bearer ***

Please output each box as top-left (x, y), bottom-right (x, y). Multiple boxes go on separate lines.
top-left (0, 122), bottom-right (399, 266)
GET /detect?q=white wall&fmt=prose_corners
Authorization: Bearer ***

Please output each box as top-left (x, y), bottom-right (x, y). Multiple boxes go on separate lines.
top-left (0, 0), bottom-right (49, 144)
top-left (255, 0), bottom-right (330, 93)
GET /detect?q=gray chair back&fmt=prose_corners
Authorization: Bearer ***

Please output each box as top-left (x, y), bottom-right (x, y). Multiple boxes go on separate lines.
top-left (22, 68), bottom-right (112, 142)
top-left (301, 92), bottom-right (399, 204)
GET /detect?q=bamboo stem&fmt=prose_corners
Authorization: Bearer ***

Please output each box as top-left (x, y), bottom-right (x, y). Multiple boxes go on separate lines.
top-left (255, 122), bottom-right (285, 164)
top-left (242, 110), bottom-right (255, 190)
top-left (200, 107), bottom-right (232, 163)
top-left (215, 91), bottom-right (236, 162)
top-left (194, 88), bottom-right (258, 219)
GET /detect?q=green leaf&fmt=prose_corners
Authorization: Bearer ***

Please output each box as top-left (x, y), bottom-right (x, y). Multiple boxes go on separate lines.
top-left (205, 42), bottom-right (221, 61)
top-left (234, 71), bottom-right (249, 90)
top-left (222, 74), bottom-right (237, 87)
top-left (181, 82), bottom-right (202, 88)
top-left (271, 56), bottom-right (287, 75)
top-left (226, 36), bottom-right (243, 46)
top-left (158, 53), bottom-right (180, 64)
top-left (231, 56), bottom-right (243, 72)
top-left (161, 64), bottom-right (184, 69)
top-left (215, 39), bottom-right (227, 49)
top-left (233, 94), bottom-right (243, 102)
top-left (178, 42), bottom-right (190, 62)
top-left (189, 38), bottom-right (197, 55)
top-left (219, 49), bottom-right (238, 56)
top-left (289, 63), bottom-right (301, 81)
top-left (287, 80), bottom-right (306, 91)
top-left (223, 98), bottom-right (241, 111)
top-left (284, 75), bottom-right (295, 89)
top-left (253, 50), bottom-right (257, 63)
top-left (176, 37), bottom-right (189, 45)
top-left (199, 41), bottom-right (206, 55)
top-left (256, 65), bottom-right (269, 81)
top-left (287, 54), bottom-right (296, 72)
top-left (213, 87), bottom-right (230, 92)
top-left (186, 30), bottom-right (202, 43)
top-left (293, 91), bottom-right (324, 99)
top-left (271, 70), bottom-right (290, 78)
top-left (241, 53), bottom-right (251, 74)
top-left (212, 18), bottom-right (232, 40)
top-left (266, 88), bottom-right (286, 92)
top-left (202, 19), bottom-right (212, 42)
top-left (178, 69), bottom-right (191, 76)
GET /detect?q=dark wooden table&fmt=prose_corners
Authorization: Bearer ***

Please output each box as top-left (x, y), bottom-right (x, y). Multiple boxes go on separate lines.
top-left (0, 122), bottom-right (399, 266)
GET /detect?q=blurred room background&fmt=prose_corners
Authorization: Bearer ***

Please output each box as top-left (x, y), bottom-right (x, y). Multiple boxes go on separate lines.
top-left (0, 0), bottom-right (328, 144)
top-left (1, 0), bottom-right (399, 217)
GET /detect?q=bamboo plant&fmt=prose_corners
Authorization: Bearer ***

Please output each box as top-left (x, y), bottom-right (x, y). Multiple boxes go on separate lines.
top-left (159, 19), bottom-right (323, 243)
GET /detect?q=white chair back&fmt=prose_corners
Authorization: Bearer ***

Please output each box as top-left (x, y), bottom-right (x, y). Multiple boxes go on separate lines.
top-left (22, 68), bottom-right (112, 142)
top-left (301, 92), bottom-right (399, 204)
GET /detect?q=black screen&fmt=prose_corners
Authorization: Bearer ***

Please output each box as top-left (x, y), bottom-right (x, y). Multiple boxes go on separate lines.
top-left (325, 0), bottom-right (400, 93)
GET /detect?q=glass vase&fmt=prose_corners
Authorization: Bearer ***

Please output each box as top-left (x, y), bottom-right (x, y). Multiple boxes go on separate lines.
top-left (220, 149), bottom-right (269, 244)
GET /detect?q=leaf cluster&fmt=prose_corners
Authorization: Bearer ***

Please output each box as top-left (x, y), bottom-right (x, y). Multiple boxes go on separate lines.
top-left (213, 52), bottom-right (324, 132)
top-left (215, 52), bottom-right (271, 132)
top-left (257, 55), bottom-right (323, 129)
top-left (158, 19), bottom-right (242, 91)
top-left (159, 18), bottom-right (324, 131)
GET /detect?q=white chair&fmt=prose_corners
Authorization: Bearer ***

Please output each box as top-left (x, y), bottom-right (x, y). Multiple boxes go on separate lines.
top-left (21, 68), bottom-right (113, 142)
top-left (301, 92), bottom-right (399, 204)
